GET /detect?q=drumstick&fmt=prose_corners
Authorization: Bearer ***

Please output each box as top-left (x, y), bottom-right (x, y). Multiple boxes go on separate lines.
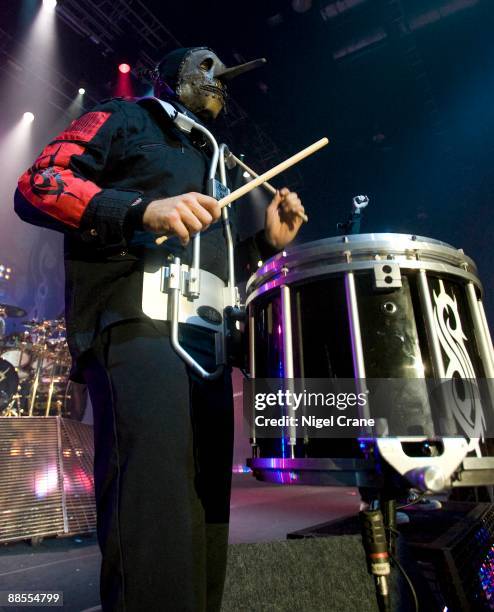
top-left (219, 137), bottom-right (328, 207)
top-left (155, 137), bottom-right (328, 245)
top-left (230, 154), bottom-right (309, 223)
top-left (231, 154), bottom-right (277, 194)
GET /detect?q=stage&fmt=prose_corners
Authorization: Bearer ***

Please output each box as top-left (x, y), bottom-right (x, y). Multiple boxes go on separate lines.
top-left (0, 476), bottom-right (361, 612)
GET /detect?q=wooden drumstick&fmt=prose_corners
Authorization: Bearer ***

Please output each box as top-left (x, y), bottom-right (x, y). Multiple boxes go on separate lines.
top-left (230, 154), bottom-right (309, 223)
top-left (155, 137), bottom-right (328, 245)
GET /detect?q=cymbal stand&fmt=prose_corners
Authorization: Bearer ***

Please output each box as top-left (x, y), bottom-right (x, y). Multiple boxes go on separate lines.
top-left (28, 344), bottom-right (45, 416)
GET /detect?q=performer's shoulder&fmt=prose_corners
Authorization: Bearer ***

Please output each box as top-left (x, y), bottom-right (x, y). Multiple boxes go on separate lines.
top-left (90, 96), bottom-right (147, 115)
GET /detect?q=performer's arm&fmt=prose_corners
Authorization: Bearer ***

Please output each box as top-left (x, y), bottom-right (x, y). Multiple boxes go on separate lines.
top-left (14, 100), bottom-right (147, 250)
top-left (234, 230), bottom-right (279, 282)
top-left (235, 187), bottom-right (305, 281)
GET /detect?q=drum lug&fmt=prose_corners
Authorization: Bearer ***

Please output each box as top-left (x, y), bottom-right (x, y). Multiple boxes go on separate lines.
top-left (161, 262), bottom-right (182, 292)
top-left (373, 262), bottom-right (402, 290)
top-left (161, 262), bottom-right (200, 299)
top-left (234, 286), bottom-right (241, 308)
top-left (186, 268), bottom-right (201, 299)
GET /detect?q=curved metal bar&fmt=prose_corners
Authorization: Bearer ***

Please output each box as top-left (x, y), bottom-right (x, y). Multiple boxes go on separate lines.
top-left (189, 122), bottom-right (220, 299)
top-left (219, 143), bottom-right (236, 306)
top-left (169, 258), bottom-right (223, 381)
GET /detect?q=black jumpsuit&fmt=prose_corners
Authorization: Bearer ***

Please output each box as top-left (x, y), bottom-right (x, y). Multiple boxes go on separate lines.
top-left (15, 97), bottom-right (277, 611)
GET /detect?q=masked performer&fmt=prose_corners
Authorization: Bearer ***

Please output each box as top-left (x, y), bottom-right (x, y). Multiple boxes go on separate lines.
top-left (14, 47), bottom-right (305, 612)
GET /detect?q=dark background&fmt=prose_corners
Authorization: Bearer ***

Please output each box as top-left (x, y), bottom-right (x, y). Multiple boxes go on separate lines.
top-left (1, 0), bottom-right (493, 322)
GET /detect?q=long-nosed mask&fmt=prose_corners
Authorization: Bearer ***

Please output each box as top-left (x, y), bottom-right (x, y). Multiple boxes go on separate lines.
top-left (155, 47), bottom-right (266, 120)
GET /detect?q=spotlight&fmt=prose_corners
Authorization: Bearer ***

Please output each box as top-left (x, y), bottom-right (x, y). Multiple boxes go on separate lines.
top-left (43, 0), bottom-right (57, 9)
top-left (23, 112), bottom-right (35, 123)
top-left (78, 87), bottom-right (86, 95)
top-left (0, 264), bottom-right (12, 281)
top-left (118, 63), bottom-right (131, 74)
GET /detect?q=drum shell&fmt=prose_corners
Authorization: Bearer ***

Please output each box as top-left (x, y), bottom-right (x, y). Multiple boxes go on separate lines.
top-left (249, 272), bottom-right (485, 380)
top-left (1, 347), bottom-right (32, 379)
top-left (246, 234), bottom-right (493, 459)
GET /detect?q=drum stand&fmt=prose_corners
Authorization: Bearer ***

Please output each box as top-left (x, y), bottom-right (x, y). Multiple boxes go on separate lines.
top-left (2, 393), bottom-right (21, 417)
top-left (359, 472), bottom-right (412, 612)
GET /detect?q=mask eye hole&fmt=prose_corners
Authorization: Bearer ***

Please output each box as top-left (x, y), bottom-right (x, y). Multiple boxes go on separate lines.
top-left (199, 58), bottom-right (214, 71)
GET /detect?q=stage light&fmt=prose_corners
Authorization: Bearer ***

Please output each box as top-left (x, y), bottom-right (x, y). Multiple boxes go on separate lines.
top-left (43, 0), bottom-right (57, 9)
top-left (243, 171), bottom-right (250, 178)
top-left (23, 112), bottom-right (35, 123)
top-left (115, 63), bottom-right (134, 96)
top-left (78, 87), bottom-right (86, 95)
top-left (35, 465), bottom-right (59, 498)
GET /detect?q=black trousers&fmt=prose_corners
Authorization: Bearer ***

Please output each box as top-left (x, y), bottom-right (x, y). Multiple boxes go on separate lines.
top-left (82, 320), bottom-right (234, 612)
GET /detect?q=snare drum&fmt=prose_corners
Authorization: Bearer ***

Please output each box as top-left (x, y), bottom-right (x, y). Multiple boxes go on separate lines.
top-left (246, 233), bottom-right (494, 483)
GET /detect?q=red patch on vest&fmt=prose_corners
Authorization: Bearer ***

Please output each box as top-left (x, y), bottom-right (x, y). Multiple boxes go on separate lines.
top-left (56, 111), bottom-right (111, 142)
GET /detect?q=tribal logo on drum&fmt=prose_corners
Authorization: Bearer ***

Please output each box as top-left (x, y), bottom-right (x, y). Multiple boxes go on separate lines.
top-left (433, 279), bottom-right (485, 449)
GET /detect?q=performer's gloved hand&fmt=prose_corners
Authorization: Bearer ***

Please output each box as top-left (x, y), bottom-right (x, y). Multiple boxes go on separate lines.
top-left (264, 187), bottom-right (305, 250)
top-left (142, 192), bottom-right (221, 245)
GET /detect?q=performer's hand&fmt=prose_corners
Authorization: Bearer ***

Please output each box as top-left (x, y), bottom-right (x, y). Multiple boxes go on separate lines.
top-left (143, 193), bottom-right (221, 245)
top-left (264, 188), bottom-right (305, 250)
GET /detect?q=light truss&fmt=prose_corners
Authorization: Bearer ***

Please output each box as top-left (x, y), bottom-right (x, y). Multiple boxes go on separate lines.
top-left (56, 0), bottom-right (303, 188)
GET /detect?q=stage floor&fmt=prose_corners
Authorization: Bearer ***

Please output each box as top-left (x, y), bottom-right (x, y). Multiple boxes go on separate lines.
top-left (0, 476), bottom-right (360, 612)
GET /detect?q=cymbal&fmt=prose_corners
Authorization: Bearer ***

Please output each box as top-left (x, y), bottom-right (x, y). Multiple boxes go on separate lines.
top-left (23, 319), bottom-right (65, 331)
top-left (0, 304), bottom-right (27, 318)
top-left (22, 320), bottom-right (42, 329)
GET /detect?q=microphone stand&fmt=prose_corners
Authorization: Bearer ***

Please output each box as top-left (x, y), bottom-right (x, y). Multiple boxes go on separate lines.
top-left (337, 195), bottom-right (369, 235)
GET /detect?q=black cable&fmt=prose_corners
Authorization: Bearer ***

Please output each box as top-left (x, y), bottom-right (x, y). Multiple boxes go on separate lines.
top-left (389, 551), bottom-right (419, 612)
top-left (383, 508), bottom-right (419, 612)
top-left (396, 491), bottom-right (428, 511)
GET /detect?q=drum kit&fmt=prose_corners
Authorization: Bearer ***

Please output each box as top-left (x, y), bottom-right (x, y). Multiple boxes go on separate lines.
top-left (0, 305), bottom-right (76, 418)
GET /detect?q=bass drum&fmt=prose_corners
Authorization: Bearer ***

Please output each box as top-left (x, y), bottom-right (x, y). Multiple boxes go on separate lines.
top-left (246, 233), bottom-right (494, 485)
top-left (0, 358), bottom-right (19, 413)
top-left (1, 346), bottom-right (32, 380)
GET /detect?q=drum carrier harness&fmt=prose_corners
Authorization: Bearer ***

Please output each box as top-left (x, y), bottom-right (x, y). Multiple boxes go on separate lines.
top-left (140, 97), bottom-right (244, 380)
